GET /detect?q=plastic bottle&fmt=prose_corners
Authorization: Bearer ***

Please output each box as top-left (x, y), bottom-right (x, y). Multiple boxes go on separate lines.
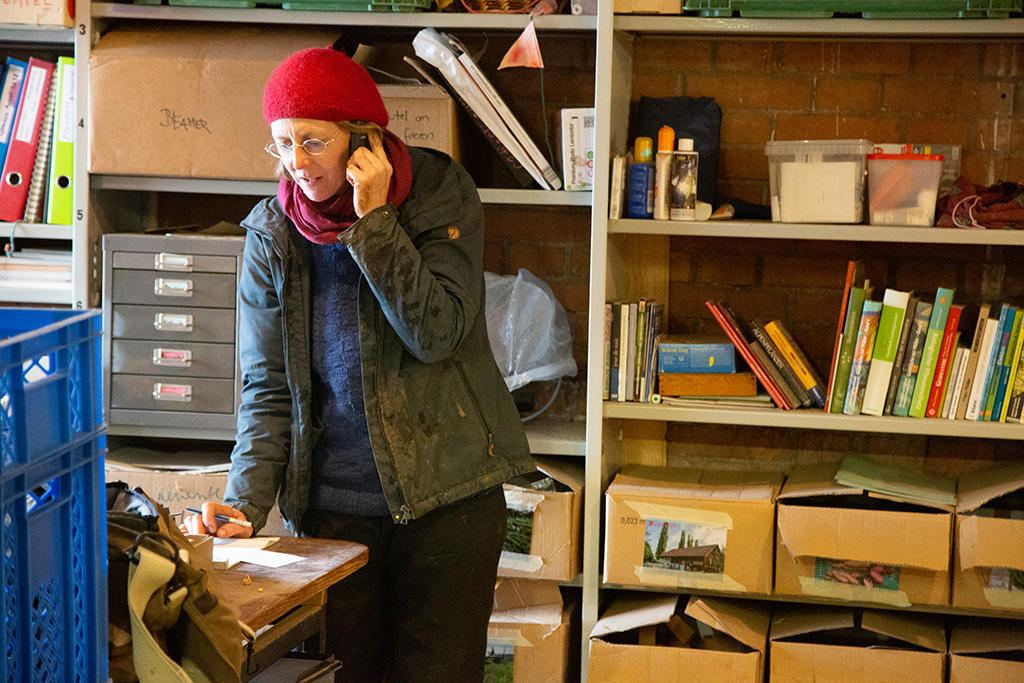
top-left (669, 138), bottom-right (699, 221)
top-left (626, 136), bottom-right (655, 219)
top-left (653, 125), bottom-right (675, 221)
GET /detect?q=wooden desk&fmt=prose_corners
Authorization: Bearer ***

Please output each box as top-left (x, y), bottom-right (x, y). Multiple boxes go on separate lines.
top-left (214, 537), bottom-right (368, 680)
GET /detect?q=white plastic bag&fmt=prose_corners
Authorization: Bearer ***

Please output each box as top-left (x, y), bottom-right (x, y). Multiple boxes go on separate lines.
top-left (485, 269), bottom-right (577, 392)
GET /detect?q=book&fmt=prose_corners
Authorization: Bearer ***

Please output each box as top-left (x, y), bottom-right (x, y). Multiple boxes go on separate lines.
top-left (633, 299), bottom-right (647, 400)
top-left (747, 336), bottom-right (802, 409)
top-left (624, 301), bottom-right (638, 402)
top-left (997, 319), bottom-right (1024, 422)
top-left (705, 301), bottom-right (792, 409)
top-left (609, 153), bottom-right (629, 219)
top-left (891, 299), bottom-right (933, 417)
top-left (991, 307), bottom-right (1024, 422)
top-left (908, 286), bottom-right (955, 418)
top-left (657, 336), bottom-right (736, 374)
top-left (22, 70), bottom-right (59, 224)
top-left (943, 345), bottom-right (970, 419)
top-left (640, 302), bottom-right (664, 403)
top-left (830, 283), bottom-right (868, 414)
top-left (882, 292), bottom-right (920, 415)
top-left (953, 301), bottom-right (992, 420)
top-left (825, 260), bottom-right (865, 412)
top-left (0, 58), bottom-right (28, 174)
top-left (835, 453), bottom-right (956, 509)
top-left (657, 371), bottom-right (757, 398)
top-left (924, 304), bottom-right (962, 418)
top-left (843, 299), bottom-right (882, 415)
top-left (980, 304), bottom-right (1016, 421)
top-left (412, 29), bottom-right (561, 190)
top-left (764, 319), bottom-right (827, 408)
top-left (964, 316), bottom-right (1000, 421)
top-left (1004, 328), bottom-right (1024, 422)
top-left (44, 56), bottom-right (74, 226)
top-left (0, 58), bottom-right (55, 222)
top-left (748, 320), bottom-right (812, 406)
top-left (560, 107), bottom-right (595, 191)
top-left (602, 302), bottom-right (612, 401)
top-left (861, 288), bottom-right (911, 416)
top-left (608, 302), bottom-right (623, 402)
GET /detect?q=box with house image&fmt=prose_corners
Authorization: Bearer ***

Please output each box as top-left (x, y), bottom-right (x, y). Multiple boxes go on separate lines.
top-left (486, 579), bottom-right (576, 683)
top-left (604, 465), bottom-right (782, 594)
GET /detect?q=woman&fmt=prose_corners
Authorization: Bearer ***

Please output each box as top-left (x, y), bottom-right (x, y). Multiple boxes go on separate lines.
top-left (183, 46), bottom-right (533, 681)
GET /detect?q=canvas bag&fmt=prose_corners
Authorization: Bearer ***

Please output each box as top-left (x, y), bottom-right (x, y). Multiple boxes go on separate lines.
top-left (107, 482), bottom-right (246, 683)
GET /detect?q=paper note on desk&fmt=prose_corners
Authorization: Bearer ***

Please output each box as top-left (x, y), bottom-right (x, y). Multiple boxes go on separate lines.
top-left (212, 538), bottom-right (302, 568)
top-left (213, 537), bottom-right (279, 550)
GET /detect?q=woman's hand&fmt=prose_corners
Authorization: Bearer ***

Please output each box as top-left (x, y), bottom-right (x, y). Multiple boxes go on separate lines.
top-left (347, 131), bottom-right (393, 218)
top-left (180, 501), bottom-right (253, 539)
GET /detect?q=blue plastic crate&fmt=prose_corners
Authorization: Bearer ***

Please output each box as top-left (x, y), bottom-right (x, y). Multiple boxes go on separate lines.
top-left (0, 308), bottom-right (106, 683)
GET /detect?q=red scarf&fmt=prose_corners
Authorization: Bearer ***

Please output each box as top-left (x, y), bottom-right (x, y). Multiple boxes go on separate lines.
top-left (279, 129), bottom-right (413, 245)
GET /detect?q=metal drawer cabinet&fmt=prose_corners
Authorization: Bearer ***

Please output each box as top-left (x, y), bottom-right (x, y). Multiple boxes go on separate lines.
top-left (102, 233), bottom-right (245, 440)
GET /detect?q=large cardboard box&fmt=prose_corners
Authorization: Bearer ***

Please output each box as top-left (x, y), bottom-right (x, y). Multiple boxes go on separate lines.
top-left (775, 461), bottom-right (953, 607)
top-left (499, 457), bottom-right (583, 582)
top-left (3, 0), bottom-right (73, 27)
top-left (769, 605), bottom-right (947, 682)
top-left (953, 461), bottom-right (1024, 611)
top-left (588, 594), bottom-right (770, 682)
top-left (105, 448), bottom-right (289, 537)
top-left (949, 617), bottom-right (1024, 682)
top-left (486, 579), bottom-right (574, 682)
top-left (604, 465), bottom-right (783, 594)
top-left (89, 26), bottom-right (458, 180)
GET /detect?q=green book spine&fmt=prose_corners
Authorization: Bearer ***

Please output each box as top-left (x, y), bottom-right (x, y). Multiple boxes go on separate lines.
top-left (980, 305), bottom-right (1015, 420)
top-left (829, 286), bottom-right (866, 414)
top-left (909, 287), bottom-right (956, 418)
top-left (892, 301), bottom-right (933, 417)
top-left (861, 288), bottom-right (911, 416)
top-left (990, 308), bottom-right (1023, 421)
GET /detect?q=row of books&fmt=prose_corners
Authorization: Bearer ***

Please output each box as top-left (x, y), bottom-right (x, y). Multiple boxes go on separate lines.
top-left (826, 260), bottom-right (1024, 422)
top-left (0, 55), bottom-right (75, 226)
top-left (602, 299), bottom-right (664, 403)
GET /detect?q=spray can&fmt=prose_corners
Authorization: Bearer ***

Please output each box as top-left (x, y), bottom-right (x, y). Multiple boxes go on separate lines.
top-left (653, 125), bottom-right (675, 221)
top-left (669, 138), bottom-right (699, 221)
top-left (626, 136), bottom-right (654, 219)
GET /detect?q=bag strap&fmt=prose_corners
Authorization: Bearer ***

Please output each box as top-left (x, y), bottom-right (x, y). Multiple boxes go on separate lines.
top-left (128, 542), bottom-right (192, 682)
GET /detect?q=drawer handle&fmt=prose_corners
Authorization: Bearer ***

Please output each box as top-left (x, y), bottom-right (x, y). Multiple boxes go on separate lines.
top-left (152, 347), bottom-right (192, 368)
top-left (153, 312), bottom-right (194, 332)
top-left (155, 252), bottom-right (194, 272)
top-left (154, 278), bottom-right (193, 297)
top-left (152, 382), bottom-right (192, 402)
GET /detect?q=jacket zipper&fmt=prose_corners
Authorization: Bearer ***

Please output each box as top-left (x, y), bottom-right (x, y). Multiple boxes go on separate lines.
top-left (454, 356), bottom-right (496, 456)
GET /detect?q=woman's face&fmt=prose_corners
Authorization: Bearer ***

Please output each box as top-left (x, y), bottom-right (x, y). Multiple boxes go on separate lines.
top-left (270, 118), bottom-right (350, 202)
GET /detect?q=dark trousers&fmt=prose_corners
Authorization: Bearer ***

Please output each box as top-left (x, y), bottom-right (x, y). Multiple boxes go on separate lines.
top-left (303, 487), bottom-right (507, 682)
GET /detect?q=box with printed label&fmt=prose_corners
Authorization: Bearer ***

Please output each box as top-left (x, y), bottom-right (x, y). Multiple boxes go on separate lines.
top-left (949, 617), bottom-right (1024, 681)
top-left (498, 457), bottom-right (583, 582)
top-left (486, 579), bottom-right (575, 683)
top-left (588, 594), bottom-right (770, 683)
top-left (770, 605), bottom-right (946, 682)
top-left (3, 0), bottom-right (73, 27)
top-left (604, 465), bottom-right (782, 594)
top-left (953, 461), bottom-right (1024, 612)
top-left (774, 461), bottom-right (953, 607)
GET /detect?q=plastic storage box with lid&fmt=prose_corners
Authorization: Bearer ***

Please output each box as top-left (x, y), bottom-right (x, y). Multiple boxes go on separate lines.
top-left (0, 308), bottom-right (106, 683)
top-left (866, 153), bottom-right (943, 226)
top-left (765, 139), bottom-right (873, 223)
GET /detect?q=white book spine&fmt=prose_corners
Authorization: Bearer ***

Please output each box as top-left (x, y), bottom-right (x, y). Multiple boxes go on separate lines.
top-left (944, 346), bottom-right (969, 419)
top-left (965, 318), bottom-right (999, 420)
top-left (861, 288), bottom-right (910, 416)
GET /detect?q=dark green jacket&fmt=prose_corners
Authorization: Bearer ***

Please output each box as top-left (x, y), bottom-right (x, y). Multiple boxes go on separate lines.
top-left (224, 148), bottom-right (532, 534)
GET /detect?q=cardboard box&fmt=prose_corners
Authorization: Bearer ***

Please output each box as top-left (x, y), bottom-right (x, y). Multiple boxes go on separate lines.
top-left (769, 605), bottom-right (947, 682)
top-left (588, 594), bottom-right (770, 682)
top-left (499, 457), bottom-right (583, 582)
top-left (486, 579), bottom-right (574, 683)
top-left (2, 0), bottom-right (72, 27)
top-left (953, 461), bottom-right (1024, 611)
top-left (604, 465), bottom-right (783, 594)
top-left (612, 0), bottom-right (680, 14)
top-left (559, 107), bottom-right (595, 191)
top-left (105, 448), bottom-right (289, 537)
top-left (949, 617), bottom-right (1024, 682)
top-left (775, 462), bottom-right (953, 607)
top-left (89, 26), bottom-right (458, 180)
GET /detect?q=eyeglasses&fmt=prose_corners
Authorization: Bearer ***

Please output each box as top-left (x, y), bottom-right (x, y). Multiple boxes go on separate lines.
top-left (264, 137), bottom-right (336, 159)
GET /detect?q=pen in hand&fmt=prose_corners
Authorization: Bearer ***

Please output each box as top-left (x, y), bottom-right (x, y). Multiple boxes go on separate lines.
top-left (184, 507), bottom-right (253, 528)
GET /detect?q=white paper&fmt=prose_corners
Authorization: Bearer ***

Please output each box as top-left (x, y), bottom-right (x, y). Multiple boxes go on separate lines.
top-left (213, 547), bottom-right (303, 568)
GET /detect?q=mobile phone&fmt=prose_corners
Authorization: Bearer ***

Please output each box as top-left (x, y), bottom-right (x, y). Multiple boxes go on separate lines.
top-left (349, 132), bottom-right (370, 156)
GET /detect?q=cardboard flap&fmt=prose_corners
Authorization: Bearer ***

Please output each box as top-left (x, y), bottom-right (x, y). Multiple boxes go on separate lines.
top-left (769, 605), bottom-right (854, 641)
top-left (860, 610), bottom-right (946, 652)
top-left (683, 596), bottom-right (770, 652)
top-left (777, 505), bottom-right (952, 570)
top-left (534, 456), bottom-right (585, 493)
top-left (491, 579), bottom-right (563, 630)
top-left (957, 515), bottom-right (1024, 571)
top-left (950, 618), bottom-right (1024, 655)
top-left (835, 454), bottom-right (956, 510)
top-left (957, 461), bottom-right (1024, 513)
top-left (778, 463), bottom-right (861, 500)
top-left (610, 465), bottom-right (783, 502)
top-left (589, 595), bottom-right (679, 639)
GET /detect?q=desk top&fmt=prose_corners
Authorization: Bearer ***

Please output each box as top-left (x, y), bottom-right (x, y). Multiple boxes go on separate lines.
top-left (214, 537), bottom-right (368, 630)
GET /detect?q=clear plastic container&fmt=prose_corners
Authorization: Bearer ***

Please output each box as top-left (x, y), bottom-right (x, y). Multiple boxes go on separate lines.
top-left (866, 153), bottom-right (944, 226)
top-left (765, 139), bottom-right (873, 223)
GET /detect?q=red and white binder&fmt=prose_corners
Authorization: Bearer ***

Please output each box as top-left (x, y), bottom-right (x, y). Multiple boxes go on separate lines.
top-left (0, 58), bottom-right (55, 222)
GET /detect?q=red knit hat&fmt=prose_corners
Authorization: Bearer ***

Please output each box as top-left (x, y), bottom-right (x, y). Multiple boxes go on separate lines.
top-left (263, 48), bottom-right (388, 127)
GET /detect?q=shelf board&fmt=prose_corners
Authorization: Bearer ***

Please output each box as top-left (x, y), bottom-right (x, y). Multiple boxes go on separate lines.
top-left (0, 24), bottom-right (73, 44)
top-left (609, 218), bottom-right (1024, 246)
top-left (603, 401), bottom-right (1024, 440)
top-left (90, 174), bottom-right (591, 206)
top-left (615, 15), bottom-right (1024, 38)
top-left (602, 582), bottom-right (1024, 621)
top-left (0, 222), bottom-right (73, 241)
top-left (524, 417), bottom-right (586, 456)
top-left (0, 279), bottom-right (72, 305)
top-left (91, 4), bottom-right (596, 30)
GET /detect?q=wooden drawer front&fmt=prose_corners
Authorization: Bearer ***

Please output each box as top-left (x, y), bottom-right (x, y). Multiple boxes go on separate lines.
top-left (111, 375), bottom-right (235, 413)
top-left (111, 304), bottom-right (236, 343)
top-left (112, 250), bottom-right (237, 274)
top-left (112, 340), bottom-right (235, 379)
top-left (112, 270), bottom-right (237, 308)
